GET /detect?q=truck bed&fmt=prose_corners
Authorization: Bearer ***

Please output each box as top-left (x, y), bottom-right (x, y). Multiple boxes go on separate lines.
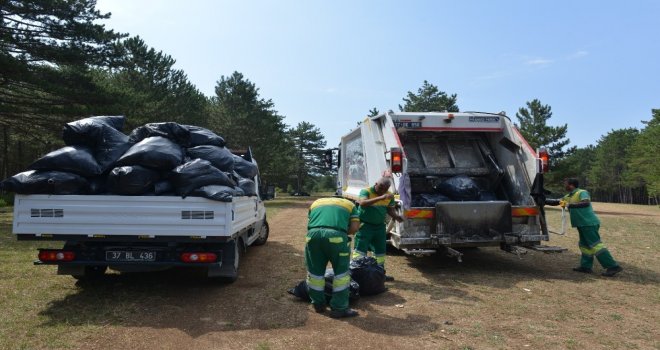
top-left (12, 194), bottom-right (258, 239)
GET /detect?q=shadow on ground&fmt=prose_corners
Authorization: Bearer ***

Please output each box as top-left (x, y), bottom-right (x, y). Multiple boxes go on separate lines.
top-left (40, 241), bottom-right (309, 337)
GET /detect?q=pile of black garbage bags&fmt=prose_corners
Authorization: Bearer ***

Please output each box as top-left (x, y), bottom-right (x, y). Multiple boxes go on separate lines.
top-left (0, 116), bottom-right (258, 202)
top-left (411, 175), bottom-right (498, 207)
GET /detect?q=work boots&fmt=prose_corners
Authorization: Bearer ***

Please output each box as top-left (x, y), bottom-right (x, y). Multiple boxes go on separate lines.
top-left (329, 308), bottom-right (359, 318)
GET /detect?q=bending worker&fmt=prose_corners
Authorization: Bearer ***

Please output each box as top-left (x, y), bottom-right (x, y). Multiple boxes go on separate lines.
top-left (306, 197), bottom-right (360, 318)
top-left (546, 178), bottom-right (623, 277)
top-left (353, 177), bottom-right (404, 281)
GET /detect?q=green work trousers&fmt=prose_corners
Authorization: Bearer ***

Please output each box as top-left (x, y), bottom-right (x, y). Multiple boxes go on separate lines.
top-left (578, 224), bottom-right (618, 269)
top-left (305, 228), bottom-right (351, 311)
top-left (352, 222), bottom-right (386, 267)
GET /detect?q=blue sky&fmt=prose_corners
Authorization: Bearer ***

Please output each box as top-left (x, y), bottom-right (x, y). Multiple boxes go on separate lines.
top-left (96, 0), bottom-right (659, 148)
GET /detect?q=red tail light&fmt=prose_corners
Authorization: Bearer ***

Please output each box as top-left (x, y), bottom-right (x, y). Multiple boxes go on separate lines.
top-left (538, 148), bottom-right (550, 173)
top-left (391, 147), bottom-right (403, 173)
top-left (38, 250), bottom-right (75, 262)
top-left (181, 252), bottom-right (217, 263)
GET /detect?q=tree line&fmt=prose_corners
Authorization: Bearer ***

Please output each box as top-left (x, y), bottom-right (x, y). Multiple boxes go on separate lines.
top-left (2, 1), bottom-right (656, 203)
top-left (0, 0), bottom-right (329, 195)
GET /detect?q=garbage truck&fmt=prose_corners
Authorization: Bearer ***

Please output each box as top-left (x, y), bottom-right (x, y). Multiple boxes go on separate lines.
top-left (334, 111), bottom-right (562, 260)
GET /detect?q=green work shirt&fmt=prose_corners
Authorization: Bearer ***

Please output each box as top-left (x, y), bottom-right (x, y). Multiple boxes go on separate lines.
top-left (358, 186), bottom-right (395, 225)
top-left (563, 189), bottom-right (600, 227)
top-left (308, 198), bottom-right (360, 232)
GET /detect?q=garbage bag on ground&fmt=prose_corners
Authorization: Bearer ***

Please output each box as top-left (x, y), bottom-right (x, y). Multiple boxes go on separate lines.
top-left (434, 175), bottom-right (481, 201)
top-left (233, 155), bottom-right (258, 178)
top-left (238, 178), bottom-right (257, 196)
top-left (190, 185), bottom-right (244, 202)
top-left (129, 122), bottom-right (191, 146)
top-left (349, 256), bottom-right (386, 296)
top-left (28, 145), bottom-right (102, 177)
top-left (0, 170), bottom-right (89, 195)
top-left (170, 159), bottom-right (236, 197)
top-left (185, 125), bottom-right (225, 147)
top-left (107, 166), bottom-right (160, 195)
top-left (186, 145), bottom-right (234, 172)
top-left (117, 136), bottom-right (184, 171)
top-left (287, 269), bottom-right (360, 303)
top-left (411, 193), bottom-right (451, 207)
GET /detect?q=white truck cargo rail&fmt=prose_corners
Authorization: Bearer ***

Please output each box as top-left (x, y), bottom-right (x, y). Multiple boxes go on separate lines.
top-left (13, 194), bottom-right (258, 238)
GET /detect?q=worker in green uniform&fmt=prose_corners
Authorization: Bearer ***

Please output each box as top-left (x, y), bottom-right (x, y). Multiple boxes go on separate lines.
top-left (547, 178), bottom-right (623, 277)
top-left (353, 177), bottom-right (404, 281)
top-left (306, 197), bottom-right (361, 318)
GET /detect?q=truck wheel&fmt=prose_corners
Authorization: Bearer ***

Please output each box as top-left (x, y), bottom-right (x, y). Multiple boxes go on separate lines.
top-left (72, 265), bottom-right (107, 281)
top-left (252, 220), bottom-right (269, 246)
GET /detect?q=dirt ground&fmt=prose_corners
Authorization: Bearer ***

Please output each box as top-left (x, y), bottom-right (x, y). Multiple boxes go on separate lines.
top-left (1, 200), bottom-right (658, 350)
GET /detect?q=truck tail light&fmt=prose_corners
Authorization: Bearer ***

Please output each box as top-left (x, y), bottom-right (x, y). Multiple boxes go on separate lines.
top-left (391, 147), bottom-right (403, 173)
top-left (38, 250), bottom-right (75, 262)
top-left (538, 148), bottom-right (549, 173)
top-left (181, 252), bottom-right (217, 263)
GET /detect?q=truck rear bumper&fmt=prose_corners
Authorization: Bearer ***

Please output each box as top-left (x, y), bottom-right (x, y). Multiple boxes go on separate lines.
top-left (392, 234), bottom-right (548, 249)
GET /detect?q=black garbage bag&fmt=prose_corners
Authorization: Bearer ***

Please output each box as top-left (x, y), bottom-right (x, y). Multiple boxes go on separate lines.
top-left (479, 191), bottom-right (498, 201)
top-left (238, 178), bottom-right (257, 196)
top-left (0, 170), bottom-right (89, 195)
top-left (411, 193), bottom-right (451, 207)
top-left (107, 166), bottom-right (160, 195)
top-left (349, 256), bottom-right (386, 296)
top-left (170, 159), bottom-right (236, 197)
top-left (185, 125), bottom-right (225, 147)
top-left (154, 180), bottom-right (174, 195)
top-left (129, 122), bottom-right (191, 146)
top-left (434, 175), bottom-right (481, 201)
top-left (233, 155), bottom-right (258, 178)
top-left (88, 176), bottom-right (107, 194)
top-left (190, 185), bottom-right (244, 202)
top-left (62, 116), bottom-right (126, 146)
top-left (186, 145), bottom-right (234, 172)
top-left (287, 270), bottom-right (360, 303)
top-left (28, 145), bottom-right (102, 177)
top-left (117, 137), bottom-right (184, 170)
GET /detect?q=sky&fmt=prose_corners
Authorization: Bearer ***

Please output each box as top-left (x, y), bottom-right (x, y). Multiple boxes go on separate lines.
top-left (96, 0), bottom-right (659, 148)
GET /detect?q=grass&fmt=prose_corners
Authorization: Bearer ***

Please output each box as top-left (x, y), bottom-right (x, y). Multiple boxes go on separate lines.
top-left (0, 201), bottom-right (658, 349)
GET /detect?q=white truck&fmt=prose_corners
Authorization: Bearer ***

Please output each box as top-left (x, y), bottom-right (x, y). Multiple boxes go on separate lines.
top-left (336, 111), bottom-right (561, 260)
top-left (12, 155), bottom-right (269, 282)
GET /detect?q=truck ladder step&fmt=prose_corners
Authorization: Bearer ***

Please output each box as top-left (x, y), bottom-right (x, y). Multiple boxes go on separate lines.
top-left (530, 245), bottom-right (567, 253)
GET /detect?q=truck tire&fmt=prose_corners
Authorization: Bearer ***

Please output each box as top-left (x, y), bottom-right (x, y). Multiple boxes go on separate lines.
top-left (72, 265), bottom-right (107, 281)
top-left (252, 220), bottom-right (269, 246)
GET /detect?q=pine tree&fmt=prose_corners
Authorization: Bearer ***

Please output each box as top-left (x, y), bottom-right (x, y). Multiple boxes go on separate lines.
top-left (399, 80), bottom-right (458, 112)
top-left (515, 99), bottom-right (574, 165)
top-left (287, 121), bottom-right (327, 192)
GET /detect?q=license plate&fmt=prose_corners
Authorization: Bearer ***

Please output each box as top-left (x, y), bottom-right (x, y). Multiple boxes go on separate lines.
top-left (106, 251), bottom-right (156, 262)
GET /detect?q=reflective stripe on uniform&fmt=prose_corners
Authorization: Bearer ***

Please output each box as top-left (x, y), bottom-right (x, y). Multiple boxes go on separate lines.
top-left (339, 252), bottom-right (349, 257)
top-left (310, 198), bottom-right (355, 212)
top-left (332, 271), bottom-right (351, 292)
top-left (328, 237), bottom-right (344, 243)
top-left (307, 272), bottom-right (325, 291)
top-left (579, 243), bottom-right (606, 257)
top-left (375, 253), bottom-right (385, 266)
